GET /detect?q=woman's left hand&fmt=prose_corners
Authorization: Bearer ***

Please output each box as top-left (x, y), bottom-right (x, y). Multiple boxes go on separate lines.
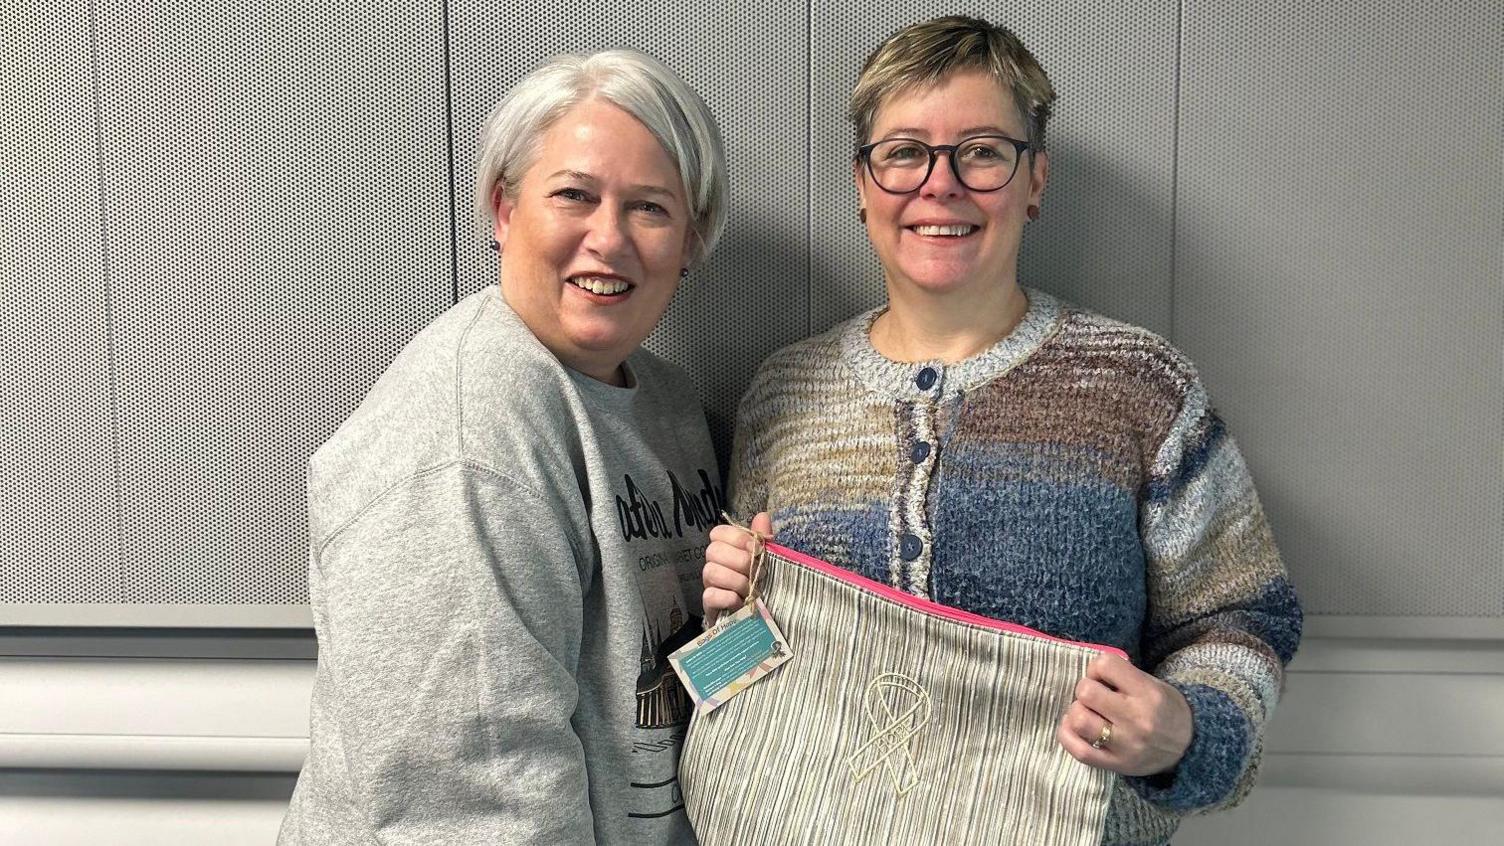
top-left (1056, 653), bottom-right (1194, 778)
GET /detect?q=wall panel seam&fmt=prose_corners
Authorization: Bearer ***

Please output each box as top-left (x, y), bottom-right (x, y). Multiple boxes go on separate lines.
top-left (1168, 0), bottom-right (1185, 343)
top-left (85, 0), bottom-right (124, 604)
top-left (805, 0), bottom-right (812, 338)
top-left (442, 0), bottom-right (459, 305)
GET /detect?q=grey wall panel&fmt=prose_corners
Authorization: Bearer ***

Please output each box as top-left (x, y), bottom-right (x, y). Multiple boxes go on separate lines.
top-left (1176, 1), bottom-right (1503, 617)
top-left (94, 2), bottom-right (453, 605)
top-left (810, 2), bottom-right (1178, 335)
top-left (0, 4), bottom-right (119, 605)
top-left (447, 0), bottom-right (809, 463)
top-left (3, 2), bottom-right (1497, 627)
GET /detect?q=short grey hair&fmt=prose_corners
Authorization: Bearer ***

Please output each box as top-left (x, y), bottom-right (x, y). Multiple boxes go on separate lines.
top-left (475, 49), bottom-right (728, 266)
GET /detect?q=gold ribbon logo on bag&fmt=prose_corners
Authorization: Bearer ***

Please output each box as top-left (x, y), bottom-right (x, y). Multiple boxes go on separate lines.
top-left (846, 672), bottom-right (931, 797)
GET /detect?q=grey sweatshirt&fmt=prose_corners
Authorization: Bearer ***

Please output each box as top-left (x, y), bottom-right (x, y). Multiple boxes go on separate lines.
top-left (280, 287), bottom-right (720, 844)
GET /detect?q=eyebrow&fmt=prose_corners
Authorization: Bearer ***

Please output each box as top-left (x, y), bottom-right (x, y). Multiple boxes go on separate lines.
top-left (545, 170), bottom-right (678, 199)
top-left (879, 126), bottom-right (1015, 139)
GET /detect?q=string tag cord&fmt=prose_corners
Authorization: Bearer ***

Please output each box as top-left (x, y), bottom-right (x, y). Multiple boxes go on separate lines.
top-left (720, 511), bottom-right (770, 610)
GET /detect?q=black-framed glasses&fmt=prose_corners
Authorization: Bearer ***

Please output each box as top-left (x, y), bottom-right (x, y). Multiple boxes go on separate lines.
top-left (857, 134), bottom-right (1032, 194)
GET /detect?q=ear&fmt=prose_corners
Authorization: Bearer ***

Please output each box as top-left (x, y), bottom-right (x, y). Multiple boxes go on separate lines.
top-left (490, 182), bottom-right (513, 249)
top-left (853, 159), bottom-right (870, 216)
top-left (1026, 150), bottom-right (1050, 207)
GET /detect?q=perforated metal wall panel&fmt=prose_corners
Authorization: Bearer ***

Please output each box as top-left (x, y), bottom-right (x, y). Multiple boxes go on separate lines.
top-left (3, 3), bottom-right (1500, 629)
top-left (93, 1), bottom-right (452, 605)
top-left (1175, 0), bottom-right (1503, 616)
top-left (810, 1), bottom-right (1178, 335)
top-left (0, 3), bottom-right (119, 606)
top-left (446, 0), bottom-right (809, 457)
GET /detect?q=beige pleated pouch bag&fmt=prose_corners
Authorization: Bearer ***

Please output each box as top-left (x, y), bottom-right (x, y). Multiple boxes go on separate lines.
top-left (679, 541), bottom-right (1121, 846)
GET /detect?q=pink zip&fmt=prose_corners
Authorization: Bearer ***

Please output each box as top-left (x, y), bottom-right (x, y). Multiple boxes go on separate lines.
top-left (764, 541), bottom-right (1129, 660)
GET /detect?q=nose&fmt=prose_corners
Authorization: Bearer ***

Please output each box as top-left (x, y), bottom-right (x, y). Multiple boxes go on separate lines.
top-left (919, 149), bottom-right (963, 197)
top-left (583, 204), bottom-right (630, 259)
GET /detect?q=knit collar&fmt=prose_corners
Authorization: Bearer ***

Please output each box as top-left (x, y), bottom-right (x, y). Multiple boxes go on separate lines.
top-left (839, 286), bottom-right (1064, 401)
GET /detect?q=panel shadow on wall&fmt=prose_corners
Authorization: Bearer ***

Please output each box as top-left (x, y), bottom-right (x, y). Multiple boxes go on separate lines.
top-left (447, 0), bottom-right (809, 466)
top-left (810, 1), bottom-right (1178, 337)
top-left (1175, 0), bottom-right (1503, 624)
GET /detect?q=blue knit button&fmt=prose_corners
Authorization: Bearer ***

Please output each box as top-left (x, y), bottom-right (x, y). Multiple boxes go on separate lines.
top-left (899, 534), bottom-right (922, 560)
top-left (910, 441), bottom-right (931, 463)
top-left (915, 367), bottom-right (937, 390)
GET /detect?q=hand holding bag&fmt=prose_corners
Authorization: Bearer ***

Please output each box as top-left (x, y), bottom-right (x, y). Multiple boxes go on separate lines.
top-left (679, 541), bottom-right (1122, 845)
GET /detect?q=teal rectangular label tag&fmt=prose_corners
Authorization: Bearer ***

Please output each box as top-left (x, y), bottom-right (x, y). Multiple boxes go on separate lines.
top-left (669, 599), bottom-right (792, 713)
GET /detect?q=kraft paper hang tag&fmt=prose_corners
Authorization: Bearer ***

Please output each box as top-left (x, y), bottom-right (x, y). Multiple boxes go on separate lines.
top-left (669, 598), bottom-right (793, 714)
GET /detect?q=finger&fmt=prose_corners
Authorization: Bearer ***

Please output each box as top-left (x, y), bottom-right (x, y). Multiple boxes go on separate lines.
top-left (1056, 712), bottom-right (1116, 770)
top-left (751, 511), bottom-right (773, 537)
top-left (1074, 676), bottom-right (1127, 722)
top-left (1069, 704), bottom-right (1124, 761)
top-left (705, 541), bottom-right (754, 575)
top-left (709, 523), bottom-right (756, 550)
top-left (1086, 652), bottom-right (1142, 693)
top-left (1063, 700), bottom-right (1109, 744)
top-left (702, 562), bottom-right (751, 596)
top-left (703, 587), bottom-right (745, 616)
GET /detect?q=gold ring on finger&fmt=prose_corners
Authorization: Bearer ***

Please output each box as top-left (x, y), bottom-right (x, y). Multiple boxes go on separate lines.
top-left (1090, 721), bottom-right (1113, 750)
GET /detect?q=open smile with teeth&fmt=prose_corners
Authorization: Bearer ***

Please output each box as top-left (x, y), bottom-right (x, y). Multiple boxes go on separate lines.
top-left (569, 275), bottom-right (632, 296)
top-left (910, 224), bottom-right (979, 237)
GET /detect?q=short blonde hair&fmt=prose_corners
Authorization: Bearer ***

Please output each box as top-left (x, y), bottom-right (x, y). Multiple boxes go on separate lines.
top-left (474, 49), bottom-right (728, 266)
top-left (850, 16), bottom-right (1056, 153)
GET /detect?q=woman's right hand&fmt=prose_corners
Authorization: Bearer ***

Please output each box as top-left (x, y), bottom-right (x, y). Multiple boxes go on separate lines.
top-left (702, 512), bottom-right (773, 623)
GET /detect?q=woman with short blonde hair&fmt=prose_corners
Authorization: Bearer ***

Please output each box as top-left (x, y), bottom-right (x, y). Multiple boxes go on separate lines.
top-left (703, 17), bottom-right (1301, 845)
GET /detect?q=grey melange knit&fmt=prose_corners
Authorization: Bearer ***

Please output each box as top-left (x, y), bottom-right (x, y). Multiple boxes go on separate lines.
top-left (279, 287), bottom-right (720, 845)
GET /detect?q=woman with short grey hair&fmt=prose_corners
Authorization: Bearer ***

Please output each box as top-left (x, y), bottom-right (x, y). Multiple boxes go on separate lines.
top-left (282, 49), bottom-right (726, 844)
top-left (476, 49), bottom-right (727, 269)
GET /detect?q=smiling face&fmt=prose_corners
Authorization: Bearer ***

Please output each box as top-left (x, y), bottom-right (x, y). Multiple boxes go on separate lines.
top-left (492, 98), bottom-right (691, 384)
top-left (856, 70), bottom-right (1048, 302)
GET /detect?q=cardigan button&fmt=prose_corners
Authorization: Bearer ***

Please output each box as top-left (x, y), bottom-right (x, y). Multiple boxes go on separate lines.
top-left (910, 441), bottom-right (931, 463)
top-left (899, 534), bottom-right (923, 560)
top-left (915, 367), bottom-right (937, 390)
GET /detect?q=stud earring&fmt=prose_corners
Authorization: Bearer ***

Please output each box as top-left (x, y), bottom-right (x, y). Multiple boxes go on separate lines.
top-left (680, 267), bottom-right (689, 279)
top-left (1026, 204), bottom-right (1040, 222)
top-left (488, 239), bottom-right (500, 251)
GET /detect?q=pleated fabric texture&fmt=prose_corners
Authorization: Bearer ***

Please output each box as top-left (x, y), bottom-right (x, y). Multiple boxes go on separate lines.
top-left (680, 544), bottom-right (1115, 846)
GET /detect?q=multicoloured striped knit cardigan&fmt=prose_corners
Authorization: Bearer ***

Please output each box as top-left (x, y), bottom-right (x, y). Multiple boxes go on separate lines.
top-left (727, 288), bottom-right (1303, 846)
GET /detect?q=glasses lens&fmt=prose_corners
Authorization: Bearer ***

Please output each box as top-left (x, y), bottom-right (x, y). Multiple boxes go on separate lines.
top-left (954, 137), bottom-right (1018, 191)
top-left (868, 139), bottom-right (930, 193)
top-left (867, 137), bottom-right (1022, 192)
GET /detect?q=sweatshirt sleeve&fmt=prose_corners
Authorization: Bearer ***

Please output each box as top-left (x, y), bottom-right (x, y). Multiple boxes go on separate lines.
top-left (310, 461), bottom-right (596, 844)
top-left (1128, 379), bottom-right (1303, 813)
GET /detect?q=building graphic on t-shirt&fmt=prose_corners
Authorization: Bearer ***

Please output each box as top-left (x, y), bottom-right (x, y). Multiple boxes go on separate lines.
top-left (636, 603), bottom-right (700, 729)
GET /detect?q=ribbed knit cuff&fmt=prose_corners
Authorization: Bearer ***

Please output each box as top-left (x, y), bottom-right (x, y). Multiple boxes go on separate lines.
top-left (1123, 681), bottom-right (1252, 812)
